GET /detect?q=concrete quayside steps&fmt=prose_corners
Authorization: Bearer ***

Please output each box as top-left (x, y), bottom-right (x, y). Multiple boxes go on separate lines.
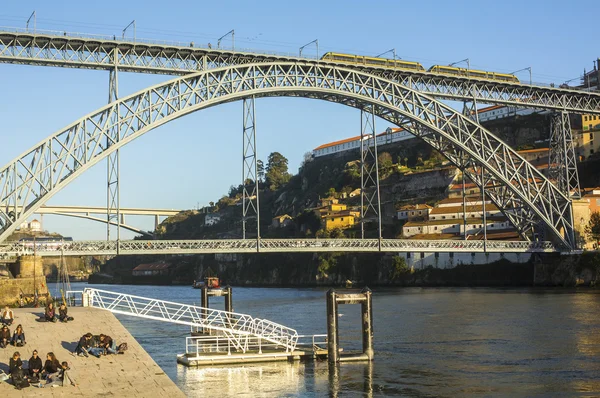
top-left (0, 307), bottom-right (185, 397)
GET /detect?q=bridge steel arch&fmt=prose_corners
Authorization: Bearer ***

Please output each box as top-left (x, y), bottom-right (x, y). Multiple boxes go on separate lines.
top-left (0, 63), bottom-right (574, 249)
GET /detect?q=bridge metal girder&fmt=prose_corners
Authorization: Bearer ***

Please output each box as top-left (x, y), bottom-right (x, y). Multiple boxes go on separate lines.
top-left (0, 62), bottom-right (575, 249)
top-left (242, 96), bottom-right (259, 239)
top-left (548, 111), bottom-right (581, 198)
top-left (360, 106), bottom-right (382, 239)
top-left (43, 212), bottom-right (153, 237)
top-left (0, 31), bottom-right (599, 114)
top-left (107, 64), bottom-right (120, 242)
top-left (0, 238), bottom-right (556, 257)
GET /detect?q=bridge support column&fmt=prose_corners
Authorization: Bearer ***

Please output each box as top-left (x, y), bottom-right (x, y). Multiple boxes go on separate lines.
top-left (549, 111), bottom-right (581, 199)
top-left (107, 48), bottom-right (121, 249)
top-left (242, 97), bottom-right (260, 241)
top-left (360, 106), bottom-right (382, 244)
top-left (224, 285), bottom-right (233, 313)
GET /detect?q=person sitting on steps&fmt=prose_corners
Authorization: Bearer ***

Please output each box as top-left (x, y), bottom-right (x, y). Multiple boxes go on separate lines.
top-left (43, 361), bottom-right (76, 388)
top-left (58, 303), bottom-right (73, 322)
top-left (42, 352), bottom-right (60, 383)
top-left (0, 324), bottom-right (11, 348)
top-left (88, 334), bottom-right (105, 358)
top-left (75, 333), bottom-right (92, 357)
top-left (100, 334), bottom-right (118, 355)
top-left (28, 350), bottom-right (43, 383)
top-left (1, 306), bottom-right (14, 326)
top-left (44, 302), bottom-right (57, 322)
top-left (9, 351), bottom-right (29, 390)
top-left (10, 324), bottom-right (26, 346)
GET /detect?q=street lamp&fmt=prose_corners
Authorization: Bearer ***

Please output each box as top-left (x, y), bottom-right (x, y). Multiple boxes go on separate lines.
top-left (299, 39), bottom-right (319, 59)
top-left (376, 48), bottom-right (399, 60)
top-left (510, 67), bottom-right (532, 85)
top-left (122, 20), bottom-right (136, 42)
top-left (218, 30), bottom-right (235, 51)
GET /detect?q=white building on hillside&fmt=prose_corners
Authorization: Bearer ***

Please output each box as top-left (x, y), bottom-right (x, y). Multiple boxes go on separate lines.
top-left (204, 213), bottom-right (221, 226)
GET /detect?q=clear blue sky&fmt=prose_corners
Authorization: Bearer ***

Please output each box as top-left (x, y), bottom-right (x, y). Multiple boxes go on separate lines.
top-left (0, 0), bottom-right (597, 239)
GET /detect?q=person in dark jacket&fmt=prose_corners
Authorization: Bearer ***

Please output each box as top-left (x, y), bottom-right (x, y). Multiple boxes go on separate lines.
top-left (11, 324), bottom-right (25, 346)
top-left (27, 350), bottom-right (43, 382)
top-left (75, 333), bottom-right (92, 357)
top-left (58, 304), bottom-right (70, 322)
top-left (43, 361), bottom-right (76, 388)
top-left (45, 303), bottom-right (57, 322)
top-left (42, 352), bottom-right (60, 381)
top-left (9, 351), bottom-right (29, 390)
top-left (0, 324), bottom-right (10, 348)
top-left (101, 334), bottom-right (118, 355)
top-left (9, 351), bottom-right (22, 374)
top-left (88, 334), bottom-right (104, 357)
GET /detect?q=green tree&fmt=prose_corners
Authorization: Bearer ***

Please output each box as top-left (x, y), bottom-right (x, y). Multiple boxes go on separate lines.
top-left (266, 152), bottom-right (291, 190)
top-left (257, 160), bottom-right (265, 182)
top-left (585, 212), bottom-right (600, 243)
top-left (378, 152), bottom-right (393, 170)
top-left (390, 256), bottom-right (410, 280)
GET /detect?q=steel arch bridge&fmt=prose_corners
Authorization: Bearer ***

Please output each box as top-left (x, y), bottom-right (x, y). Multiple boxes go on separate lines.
top-left (0, 62), bottom-right (575, 249)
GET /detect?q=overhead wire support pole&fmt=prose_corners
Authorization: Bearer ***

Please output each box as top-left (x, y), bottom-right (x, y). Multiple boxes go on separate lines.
top-left (360, 106), bottom-right (382, 246)
top-left (242, 97), bottom-right (260, 245)
top-left (511, 67), bottom-right (532, 85)
top-left (107, 48), bottom-right (121, 252)
top-left (218, 30), bottom-right (235, 51)
top-left (299, 39), bottom-right (319, 59)
top-left (376, 48), bottom-right (397, 60)
top-left (26, 11), bottom-right (36, 33)
top-left (122, 20), bottom-right (136, 43)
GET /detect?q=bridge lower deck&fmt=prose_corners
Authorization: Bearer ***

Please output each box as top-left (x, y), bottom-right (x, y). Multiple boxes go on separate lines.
top-left (0, 307), bottom-right (184, 397)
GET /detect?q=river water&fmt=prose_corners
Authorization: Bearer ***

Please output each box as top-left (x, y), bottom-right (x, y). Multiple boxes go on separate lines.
top-left (63, 283), bottom-right (600, 397)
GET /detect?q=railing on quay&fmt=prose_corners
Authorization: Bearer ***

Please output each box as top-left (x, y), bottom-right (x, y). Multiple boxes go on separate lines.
top-left (0, 238), bottom-right (558, 256)
top-left (185, 333), bottom-right (327, 357)
top-left (81, 288), bottom-right (298, 352)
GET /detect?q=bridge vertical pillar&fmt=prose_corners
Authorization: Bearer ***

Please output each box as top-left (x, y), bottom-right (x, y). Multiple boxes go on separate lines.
top-left (224, 285), bottom-right (233, 313)
top-left (326, 289), bottom-right (339, 364)
top-left (242, 97), bottom-right (260, 243)
top-left (107, 48), bottom-right (121, 252)
top-left (360, 287), bottom-right (374, 361)
top-left (360, 106), bottom-right (382, 244)
top-left (549, 111), bottom-right (581, 199)
top-left (200, 286), bottom-right (208, 334)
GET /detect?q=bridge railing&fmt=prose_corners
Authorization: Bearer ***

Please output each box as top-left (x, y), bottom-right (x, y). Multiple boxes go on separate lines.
top-left (82, 288), bottom-right (298, 351)
top-left (0, 26), bottom-right (316, 59)
top-left (0, 238), bottom-right (558, 255)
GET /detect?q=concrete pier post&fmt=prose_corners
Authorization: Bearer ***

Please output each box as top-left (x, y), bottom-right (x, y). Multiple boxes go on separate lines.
top-left (361, 287), bottom-right (374, 361)
top-left (326, 289), bottom-right (339, 364)
top-left (224, 285), bottom-right (233, 313)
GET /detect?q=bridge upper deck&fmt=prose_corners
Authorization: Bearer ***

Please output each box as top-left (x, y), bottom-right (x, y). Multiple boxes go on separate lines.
top-left (0, 28), bottom-right (599, 114)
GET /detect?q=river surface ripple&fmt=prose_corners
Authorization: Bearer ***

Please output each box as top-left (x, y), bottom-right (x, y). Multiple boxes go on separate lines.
top-left (65, 283), bottom-right (600, 397)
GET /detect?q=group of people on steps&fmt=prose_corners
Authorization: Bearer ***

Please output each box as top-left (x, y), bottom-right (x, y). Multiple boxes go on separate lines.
top-left (8, 350), bottom-right (75, 389)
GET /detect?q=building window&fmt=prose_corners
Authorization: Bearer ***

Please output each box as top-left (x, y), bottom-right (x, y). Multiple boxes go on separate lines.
top-left (421, 252), bottom-right (425, 259)
top-left (434, 227), bottom-right (438, 230)
top-left (407, 252), bottom-right (411, 259)
top-left (591, 133), bottom-right (594, 140)
top-left (449, 252), bottom-right (454, 258)
top-left (584, 116), bottom-right (588, 121)
top-left (442, 216), bottom-right (446, 219)
top-left (435, 252), bottom-right (439, 258)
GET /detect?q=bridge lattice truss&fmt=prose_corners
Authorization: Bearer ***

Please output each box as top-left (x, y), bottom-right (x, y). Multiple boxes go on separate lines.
top-left (83, 288), bottom-right (298, 352)
top-left (0, 63), bottom-right (575, 248)
top-left (0, 31), bottom-right (599, 114)
top-left (0, 239), bottom-right (556, 257)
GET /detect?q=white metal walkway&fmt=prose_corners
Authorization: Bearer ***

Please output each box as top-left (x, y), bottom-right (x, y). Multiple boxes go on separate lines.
top-left (80, 288), bottom-right (298, 353)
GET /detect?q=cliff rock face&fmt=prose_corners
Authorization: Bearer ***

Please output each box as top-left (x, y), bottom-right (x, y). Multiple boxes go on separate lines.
top-left (534, 253), bottom-right (600, 286)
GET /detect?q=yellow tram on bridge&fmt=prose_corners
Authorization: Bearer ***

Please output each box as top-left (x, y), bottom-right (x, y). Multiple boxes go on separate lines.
top-left (320, 52), bottom-right (519, 83)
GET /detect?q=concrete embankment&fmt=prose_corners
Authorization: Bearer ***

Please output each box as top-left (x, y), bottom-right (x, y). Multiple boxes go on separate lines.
top-left (0, 307), bottom-right (184, 397)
